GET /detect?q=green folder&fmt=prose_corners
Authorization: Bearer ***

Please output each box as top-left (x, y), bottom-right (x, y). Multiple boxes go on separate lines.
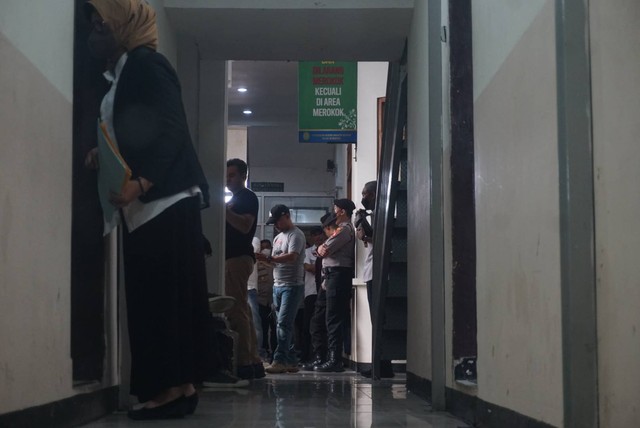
top-left (97, 121), bottom-right (131, 221)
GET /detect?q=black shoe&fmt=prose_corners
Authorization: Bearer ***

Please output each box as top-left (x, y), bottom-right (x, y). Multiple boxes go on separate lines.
top-left (253, 363), bottom-right (266, 379)
top-left (237, 364), bottom-right (255, 380)
top-left (315, 360), bottom-right (344, 372)
top-left (360, 360), bottom-right (395, 379)
top-left (380, 360), bottom-right (395, 378)
top-left (301, 355), bottom-right (324, 371)
top-left (127, 396), bottom-right (186, 420)
top-left (314, 351), bottom-right (344, 373)
top-left (184, 392), bottom-right (198, 415)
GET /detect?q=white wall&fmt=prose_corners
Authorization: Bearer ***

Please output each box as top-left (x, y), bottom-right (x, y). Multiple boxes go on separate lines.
top-left (176, 36), bottom-right (228, 296)
top-left (406, 0), bottom-right (432, 382)
top-left (248, 126), bottom-right (336, 193)
top-left (352, 62), bottom-right (387, 280)
top-left (472, 1), bottom-right (547, 102)
top-left (197, 60), bottom-right (228, 295)
top-left (0, 0), bottom-right (74, 101)
top-left (334, 144), bottom-right (348, 198)
top-left (228, 127), bottom-right (248, 161)
top-left (591, 1), bottom-right (640, 426)
top-left (0, 0), bottom-right (75, 414)
top-left (472, 0), bottom-right (562, 425)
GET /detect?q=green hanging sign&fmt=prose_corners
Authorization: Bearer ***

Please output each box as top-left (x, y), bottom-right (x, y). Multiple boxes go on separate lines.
top-left (298, 61), bottom-right (357, 144)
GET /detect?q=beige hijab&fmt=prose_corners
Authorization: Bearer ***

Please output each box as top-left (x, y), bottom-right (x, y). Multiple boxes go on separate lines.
top-left (88, 0), bottom-right (158, 51)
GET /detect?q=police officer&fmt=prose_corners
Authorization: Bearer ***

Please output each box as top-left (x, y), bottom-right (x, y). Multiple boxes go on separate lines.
top-left (315, 199), bottom-right (356, 372)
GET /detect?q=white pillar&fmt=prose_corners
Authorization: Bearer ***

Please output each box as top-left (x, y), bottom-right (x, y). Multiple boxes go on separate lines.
top-left (198, 60), bottom-right (228, 295)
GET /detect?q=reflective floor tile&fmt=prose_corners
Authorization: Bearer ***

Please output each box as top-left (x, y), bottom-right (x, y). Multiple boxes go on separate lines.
top-left (83, 372), bottom-right (469, 427)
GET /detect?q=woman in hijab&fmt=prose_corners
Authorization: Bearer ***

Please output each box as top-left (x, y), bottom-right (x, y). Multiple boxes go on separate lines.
top-left (84, 0), bottom-right (210, 419)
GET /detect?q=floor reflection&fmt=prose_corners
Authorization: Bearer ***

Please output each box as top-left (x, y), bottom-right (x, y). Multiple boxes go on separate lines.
top-left (84, 371), bottom-right (469, 427)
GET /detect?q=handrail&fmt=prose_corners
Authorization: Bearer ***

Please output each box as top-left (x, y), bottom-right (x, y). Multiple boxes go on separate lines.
top-left (370, 60), bottom-right (408, 379)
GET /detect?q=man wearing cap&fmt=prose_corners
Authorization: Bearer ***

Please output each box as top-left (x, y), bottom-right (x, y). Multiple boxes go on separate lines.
top-left (257, 205), bottom-right (307, 374)
top-left (315, 199), bottom-right (356, 372)
top-left (301, 213), bottom-right (336, 371)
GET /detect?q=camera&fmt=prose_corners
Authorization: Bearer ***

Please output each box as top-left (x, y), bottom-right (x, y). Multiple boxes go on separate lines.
top-left (354, 209), bottom-right (373, 239)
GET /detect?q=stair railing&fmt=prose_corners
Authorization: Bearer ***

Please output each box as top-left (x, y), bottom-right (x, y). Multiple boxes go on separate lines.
top-left (371, 59), bottom-right (408, 379)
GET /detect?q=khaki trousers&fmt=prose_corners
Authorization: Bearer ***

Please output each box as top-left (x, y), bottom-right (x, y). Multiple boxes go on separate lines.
top-left (225, 256), bottom-right (259, 366)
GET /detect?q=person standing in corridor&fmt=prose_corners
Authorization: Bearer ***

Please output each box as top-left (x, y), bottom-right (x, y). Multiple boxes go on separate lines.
top-left (356, 181), bottom-right (394, 378)
top-left (315, 199), bottom-right (356, 372)
top-left (84, 0), bottom-right (209, 419)
top-left (257, 205), bottom-right (306, 374)
top-left (225, 158), bottom-right (264, 380)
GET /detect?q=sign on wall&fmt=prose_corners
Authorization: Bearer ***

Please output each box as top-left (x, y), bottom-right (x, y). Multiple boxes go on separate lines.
top-left (250, 182), bottom-right (285, 192)
top-left (298, 61), bottom-right (357, 144)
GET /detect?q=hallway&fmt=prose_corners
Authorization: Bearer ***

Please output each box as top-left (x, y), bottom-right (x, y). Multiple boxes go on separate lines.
top-left (84, 372), bottom-right (468, 427)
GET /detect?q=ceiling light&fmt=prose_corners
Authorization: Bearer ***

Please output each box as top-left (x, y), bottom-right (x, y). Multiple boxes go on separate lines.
top-left (243, 109), bottom-right (252, 115)
top-left (237, 87), bottom-right (248, 93)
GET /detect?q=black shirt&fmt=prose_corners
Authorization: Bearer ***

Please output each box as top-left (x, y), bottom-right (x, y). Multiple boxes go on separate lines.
top-left (225, 187), bottom-right (258, 260)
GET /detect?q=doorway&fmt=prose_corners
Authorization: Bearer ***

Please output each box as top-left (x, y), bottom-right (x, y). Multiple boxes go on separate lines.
top-left (70, 0), bottom-right (109, 383)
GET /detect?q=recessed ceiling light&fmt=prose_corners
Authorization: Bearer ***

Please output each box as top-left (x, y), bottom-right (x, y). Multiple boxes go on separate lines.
top-left (243, 109), bottom-right (252, 115)
top-left (237, 87), bottom-right (248, 93)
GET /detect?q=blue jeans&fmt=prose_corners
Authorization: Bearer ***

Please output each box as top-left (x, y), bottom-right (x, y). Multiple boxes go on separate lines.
top-left (247, 288), bottom-right (263, 356)
top-left (272, 285), bottom-right (304, 365)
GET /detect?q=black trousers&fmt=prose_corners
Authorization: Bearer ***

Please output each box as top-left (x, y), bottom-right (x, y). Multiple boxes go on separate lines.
top-left (310, 289), bottom-right (327, 358)
top-left (366, 279), bottom-right (390, 364)
top-left (123, 196), bottom-right (209, 402)
top-left (324, 269), bottom-right (353, 355)
top-left (300, 294), bottom-right (317, 361)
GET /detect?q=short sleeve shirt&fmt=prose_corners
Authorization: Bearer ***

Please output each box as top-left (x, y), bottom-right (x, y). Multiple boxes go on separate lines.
top-left (247, 237), bottom-right (261, 290)
top-left (225, 187), bottom-right (258, 260)
top-left (321, 222), bottom-right (355, 268)
top-left (304, 246), bottom-right (318, 297)
top-left (272, 227), bottom-right (306, 286)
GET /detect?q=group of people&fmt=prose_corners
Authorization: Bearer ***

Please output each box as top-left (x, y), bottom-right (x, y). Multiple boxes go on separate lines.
top-left (83, 0), bottom-right (387, 421)
top-left (257, 198), bottom-right (359, 374)
top-left (224, 160), bottom-right (368, 377)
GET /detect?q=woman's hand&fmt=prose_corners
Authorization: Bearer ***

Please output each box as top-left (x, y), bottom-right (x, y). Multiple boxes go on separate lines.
top-left (84, 147), bottom-right (99, 170)
top-left (109, 179), bottom-right (142, 208)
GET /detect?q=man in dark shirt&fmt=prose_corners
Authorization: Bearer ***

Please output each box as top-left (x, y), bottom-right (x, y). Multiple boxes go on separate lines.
top-left (225, 158), bottom-right (264, 379)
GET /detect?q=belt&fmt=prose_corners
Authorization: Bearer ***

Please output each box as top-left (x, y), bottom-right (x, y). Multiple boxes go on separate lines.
top-left (322, 266), bottom-right (353, 274)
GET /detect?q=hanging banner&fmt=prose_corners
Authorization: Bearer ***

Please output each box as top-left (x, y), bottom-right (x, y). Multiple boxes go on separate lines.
top-left (298, 61), bottom-right (357, 144)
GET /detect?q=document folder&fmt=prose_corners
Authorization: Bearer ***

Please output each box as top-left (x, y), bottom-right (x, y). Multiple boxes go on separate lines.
top-left (97, 121), bottom-right (131, 221)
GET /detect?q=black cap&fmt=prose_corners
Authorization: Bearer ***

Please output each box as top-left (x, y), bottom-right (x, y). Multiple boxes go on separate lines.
top-left (266, 204), bottom-right (290, 225)
top-left (333, 198), bottom-right (356, 215)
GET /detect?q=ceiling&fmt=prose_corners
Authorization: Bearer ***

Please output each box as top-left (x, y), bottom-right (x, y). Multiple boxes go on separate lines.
top-left (165, 0), bottom-right (414, 127)
top-left (227, 60), bottom-right (299, 127)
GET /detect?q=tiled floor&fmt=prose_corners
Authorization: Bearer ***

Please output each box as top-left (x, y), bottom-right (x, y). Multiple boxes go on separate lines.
top-left (84, 371), bottom-right (469, 427)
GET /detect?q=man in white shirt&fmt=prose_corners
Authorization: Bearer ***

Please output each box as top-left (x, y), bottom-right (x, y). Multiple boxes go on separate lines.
top-left (300, 227), bottom-right (326, 362)
top-left (247, 237), bottom-right (262, 356)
